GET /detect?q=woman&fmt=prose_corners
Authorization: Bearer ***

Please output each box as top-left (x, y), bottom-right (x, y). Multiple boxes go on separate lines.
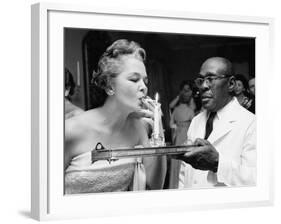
top-left (234, 74), bottom-right (254, 113)
top-left (64, 39), bottom-right (166, 194)
top-left (169, 82), bottom-right (196, 114)
top-left (167, 80), bottom-right (195, 189)
top-left (169, 80), bottom-right (195, 145)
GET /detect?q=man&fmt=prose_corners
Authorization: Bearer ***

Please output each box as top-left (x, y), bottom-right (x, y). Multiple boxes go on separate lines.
top-left (248, 77), bottom-right (255, 96)
top-left (247, 77), bottom-right (256, 114)
top-left (176, 57), bottom-right (256, 188)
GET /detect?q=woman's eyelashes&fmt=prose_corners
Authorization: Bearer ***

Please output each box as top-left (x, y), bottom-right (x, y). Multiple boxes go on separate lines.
top-left (129, 74), bottom-right (148, 85)
top-left (130, 77), bottom-right (140, 83)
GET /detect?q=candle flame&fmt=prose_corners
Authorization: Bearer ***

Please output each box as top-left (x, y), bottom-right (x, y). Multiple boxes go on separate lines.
top-left (155, 92), bottom-right (159, 103)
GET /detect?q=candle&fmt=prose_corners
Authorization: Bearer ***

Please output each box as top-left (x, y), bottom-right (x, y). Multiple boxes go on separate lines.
top-left (76, 60), bottom-right (80, 86)
top-left (154, 93), bottom-right (160, 138)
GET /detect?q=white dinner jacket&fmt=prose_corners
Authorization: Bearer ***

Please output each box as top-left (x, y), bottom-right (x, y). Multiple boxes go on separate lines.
top-left (179, 97), bottom-right (256, 188)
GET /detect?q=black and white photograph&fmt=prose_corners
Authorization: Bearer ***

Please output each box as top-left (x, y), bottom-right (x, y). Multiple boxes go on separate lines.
top-left (29, 2), bottom-right (276, 221)
top-left (64, 28), bottom-right (256, 194)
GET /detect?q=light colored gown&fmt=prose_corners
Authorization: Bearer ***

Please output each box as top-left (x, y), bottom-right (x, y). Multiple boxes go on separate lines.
top-left (171, 104), bottom-right (194, 145)
top-left (65, 151), bottom-right (145, 194)
top-left (168, 103), bottom-right (194, 189)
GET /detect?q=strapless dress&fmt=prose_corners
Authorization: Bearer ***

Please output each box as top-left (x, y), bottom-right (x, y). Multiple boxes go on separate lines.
top-left (65, 151), bottom-right (145, 194)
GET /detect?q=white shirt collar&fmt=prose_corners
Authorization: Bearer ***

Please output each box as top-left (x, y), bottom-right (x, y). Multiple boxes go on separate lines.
top-left (204, 97), bottom-right (238, 121)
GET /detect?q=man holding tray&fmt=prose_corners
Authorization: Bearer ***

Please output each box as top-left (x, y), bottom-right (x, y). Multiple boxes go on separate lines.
top-left (175, 57), bottom-right (256, 188)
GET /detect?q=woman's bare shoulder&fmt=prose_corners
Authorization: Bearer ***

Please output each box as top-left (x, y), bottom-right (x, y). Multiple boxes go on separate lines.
top-left (64, 112), bottom-right (97, 162)
top-left (65, 112), bottom-right (93, 142)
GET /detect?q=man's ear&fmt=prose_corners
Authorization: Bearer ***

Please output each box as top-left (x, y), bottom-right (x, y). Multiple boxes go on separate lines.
top-left (228, 76), bottom-right (236, 93)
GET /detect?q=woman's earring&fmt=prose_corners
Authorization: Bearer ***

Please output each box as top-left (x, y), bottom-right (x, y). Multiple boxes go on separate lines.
top-left (107, 89), bottom-right (115, 96)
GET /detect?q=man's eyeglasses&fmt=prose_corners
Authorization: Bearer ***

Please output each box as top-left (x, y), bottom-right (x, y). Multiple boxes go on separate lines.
top-left (194, 73), bottom-right (230, 88)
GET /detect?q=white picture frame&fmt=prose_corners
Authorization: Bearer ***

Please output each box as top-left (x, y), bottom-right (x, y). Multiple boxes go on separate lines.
top-left (31, 2), bottom-right (274, 221)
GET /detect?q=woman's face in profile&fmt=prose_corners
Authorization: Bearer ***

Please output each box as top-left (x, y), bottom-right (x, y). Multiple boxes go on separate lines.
top-left (180, 84), bottom-right (192, 103)
top-left (112, 56), bottom-right (148, 112)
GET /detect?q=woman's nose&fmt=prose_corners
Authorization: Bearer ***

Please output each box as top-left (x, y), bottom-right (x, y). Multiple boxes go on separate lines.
top-left (139, 80), bottom-right (147, 95)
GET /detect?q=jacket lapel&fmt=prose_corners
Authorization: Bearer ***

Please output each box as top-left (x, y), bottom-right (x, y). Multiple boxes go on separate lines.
top-left (208, 119), bottom-right (234, 144)
top-left (207, 98), bottom-right (239, 144)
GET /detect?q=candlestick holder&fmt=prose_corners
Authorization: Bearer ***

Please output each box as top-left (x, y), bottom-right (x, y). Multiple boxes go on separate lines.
top-left (150, 132), bottom-right (165, 147)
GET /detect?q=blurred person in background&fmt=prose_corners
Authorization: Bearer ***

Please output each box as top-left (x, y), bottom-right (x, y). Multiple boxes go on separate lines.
top-left (234, 74), bottom-right (255, 113)
top-left (64, 68), bottom-right (84, 119)
top-left (248, 77), bottom-right (255, 114)
top-left (248, 77), bottom-right (255, 96)
top-left (169, 80), bottom-right (196, 145)
top-left (167, 80), bottom-right (196, 189)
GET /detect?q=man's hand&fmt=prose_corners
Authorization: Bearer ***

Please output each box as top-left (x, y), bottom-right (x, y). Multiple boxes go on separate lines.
top-left (175, 138), bottom-right (219, 172)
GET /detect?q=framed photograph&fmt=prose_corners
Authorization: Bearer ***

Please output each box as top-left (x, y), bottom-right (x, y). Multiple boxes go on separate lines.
top-left (31, 2), bottom-right (274, 221)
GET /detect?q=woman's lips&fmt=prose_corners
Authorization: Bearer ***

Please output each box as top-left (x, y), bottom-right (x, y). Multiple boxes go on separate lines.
top-left (140, 97), bottom-right (153, 105)
top-left (139, 97), bottom-right (147, 108)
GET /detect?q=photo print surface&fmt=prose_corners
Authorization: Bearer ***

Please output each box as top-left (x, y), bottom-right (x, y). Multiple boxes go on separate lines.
top-left (64, 28), bottom-right (256, 194)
